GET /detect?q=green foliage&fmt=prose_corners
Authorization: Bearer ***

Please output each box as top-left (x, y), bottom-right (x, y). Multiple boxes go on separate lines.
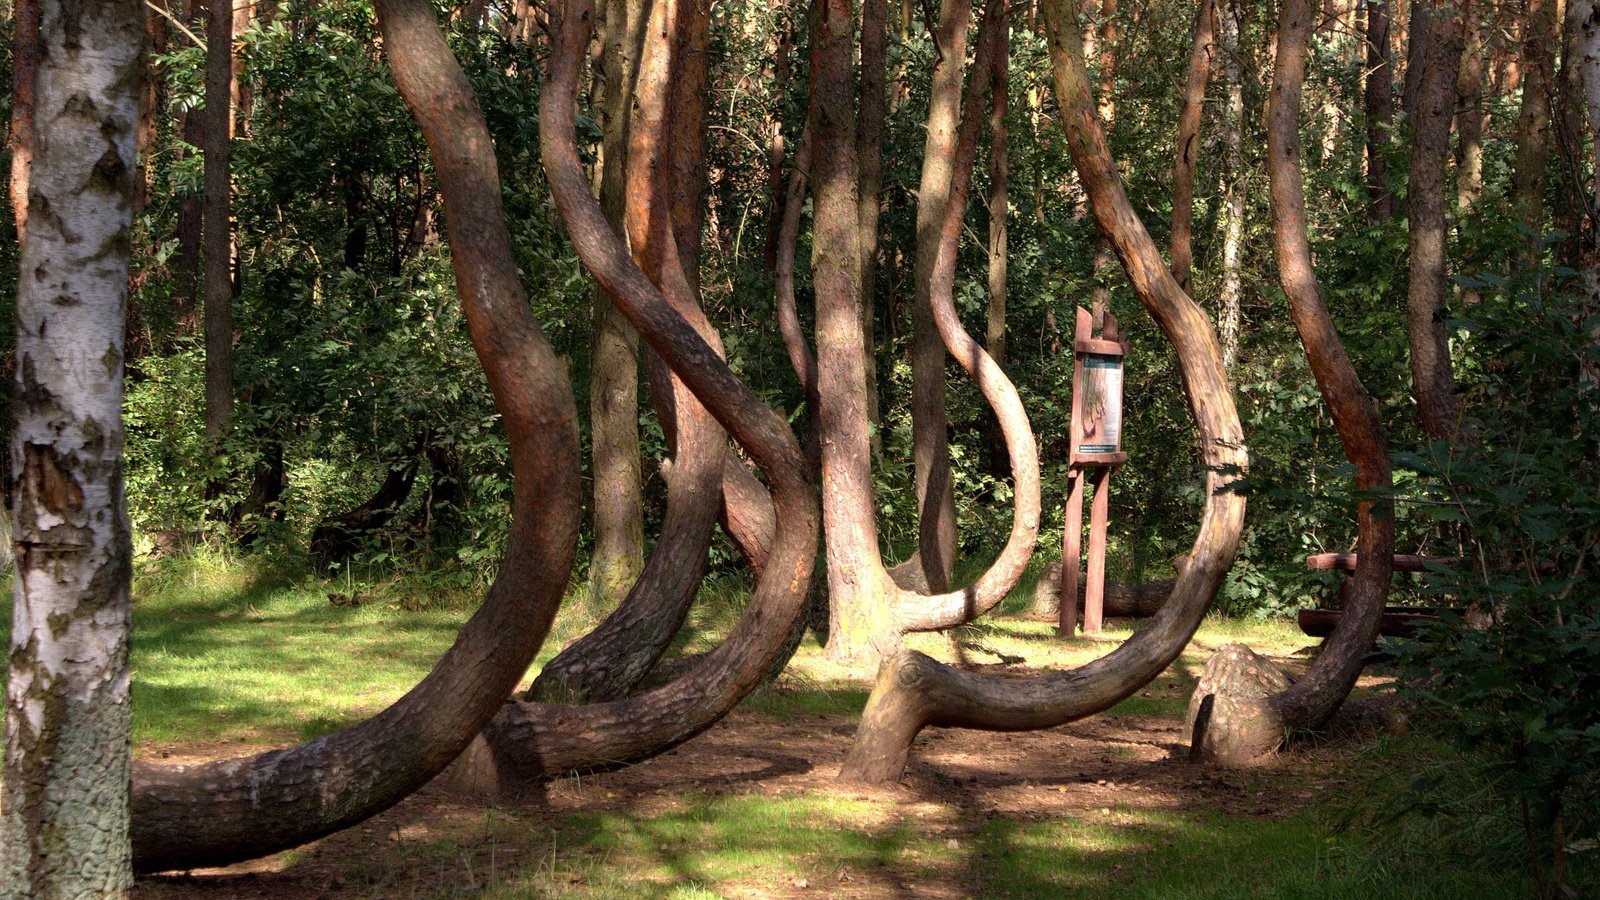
top-left (1395, 270), bottom-right (1600, 896)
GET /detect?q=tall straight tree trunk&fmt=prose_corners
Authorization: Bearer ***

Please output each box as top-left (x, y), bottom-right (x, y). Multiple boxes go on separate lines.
top-left (135, 6), bottom-right (166, 214)
top-left (1576, 0), bottom-right (1600, 389)
top-left (1553, 0), bottom-right (1591, 263)
top-left (1454, 2), bottom-right (1487, 211)
top-left (909, 0), bottom-right (973, 594)
top-left (859, 0), bottom-right (889, 457)
top-left (1090, 0), bottom-right (1118, 322)
top-left (1170, 0), bottom-right (1216, 294)
top-left (984, 1), bottom-right (1011, 478)
top-left (0, 0), bottom-right (142, 888)
top-left (203, 0), bottom-right (234, 440)
top-left (1402, 2), bottom-right (1432, 119)
top-left (1407, 0), bottom-right (1470, 442)
top-left (1512, 0), bottom-right (1557, 264)
top-left (1216, 0), bottom-right (1246, 371)
top-left (760, 0), bottom-right (795, 274)
top-left (587, 0), bottom-right (648, 611)
top-left (1365, 0), bottom-right (1395, 219)
top-left (171, 0), bottom-right (205, 335)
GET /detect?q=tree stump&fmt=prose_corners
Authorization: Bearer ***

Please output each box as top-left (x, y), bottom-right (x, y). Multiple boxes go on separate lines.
top-left (1187, 644), bottom-right (1294, 766)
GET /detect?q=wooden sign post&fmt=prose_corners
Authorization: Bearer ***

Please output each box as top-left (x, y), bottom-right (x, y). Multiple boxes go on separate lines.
top-left (1060, 307), bottom-right (1129, 636)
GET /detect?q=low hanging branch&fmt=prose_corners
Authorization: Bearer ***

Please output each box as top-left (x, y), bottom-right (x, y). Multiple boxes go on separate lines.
top-left (129, 0), bottom-right (585, 870)
top-left (450, 0), bottom-right (821, 788)
top-left (1186, 0), bottom-right (1395, 766)
top-left (839, 0), bottom-right (1248, 785)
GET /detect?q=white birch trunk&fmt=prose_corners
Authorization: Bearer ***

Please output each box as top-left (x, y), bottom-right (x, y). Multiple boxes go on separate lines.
top-left (0, 0), bottom-right (142, 892)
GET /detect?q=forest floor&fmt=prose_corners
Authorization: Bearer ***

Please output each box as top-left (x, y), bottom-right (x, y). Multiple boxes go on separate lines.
top-left (3, 554), bottom-right (1530, 898)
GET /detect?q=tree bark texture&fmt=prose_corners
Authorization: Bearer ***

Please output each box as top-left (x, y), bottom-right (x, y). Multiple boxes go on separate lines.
top-left (585, 0), bottom-right (648, 614)
top-left (1402, 2), bottom-right (1432, 119)
top-left (984, 1), bottom-right (1011, 478)
top-left (909, 0), bottom-right (972, 594)
top-left (1169, 0), bottom-right (1216, 293)
top-left (203, 0), bottom-right (234, 441)
top-left (838, 0), bottom-right (1248, 785)
top-left (129, 0), bottom-right (584, 869)
top-left (467, 0), bottom-right (818, 787)
top-left (531, 0), bottom-right (728, 705)
top-left (1454, 3), bottom-right (1487, 211)
top-left (1364, 0), bottom-right (1395, 220)
top-left (859, 0), bottom-right (889, 456)
top-left (1195, 0), bottom-right (1396, 767)
top-left (1512, 0), bottom-right (1557, 263)
top-left (1407, 0), bottom-right (1469, 443)
top-left (0, 0), bottom-right (143, 890)
top-left (814, 0), bottom-right (1041, 669)
top-left (1216, 0), bottom-right (1246, 371)
top-left (1578, 1), bottom-right (1600, 390)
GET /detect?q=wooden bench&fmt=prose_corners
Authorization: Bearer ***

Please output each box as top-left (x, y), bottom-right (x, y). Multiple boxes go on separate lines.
top-left (1297, 553), bottom-right (1455, 638)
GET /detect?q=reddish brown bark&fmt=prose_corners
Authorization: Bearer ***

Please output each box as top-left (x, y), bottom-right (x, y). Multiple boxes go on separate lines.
top-left (1170, 0), bottom-right (1216, 293)
top-left (858, 0), bottom-right (889, 455)
top-left (129, 0), bottom-right (584, 869)
top-left (532, 0), bottom-right (728, 704)
top-left (1406, 0), bottom-right (1469, 443)
top-left (984, 0), bottom-right (1011, 477)
top-left (1189, 0), bottom-right (1396, 766)
top-left (909, 0), bottom-right (973, 594)
top-left (840, 0), bottom-right (1247, 785)
top-left (816, 0), bottom-right (1042, 668)
top-left (464, 0), bottom-right (819, 784)
top-left (1365, 0), bottom-right (1395, 220)
top-left (203, 0), bottom-right (234, 440)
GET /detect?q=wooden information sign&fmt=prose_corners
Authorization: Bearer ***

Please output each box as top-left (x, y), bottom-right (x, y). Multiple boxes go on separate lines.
top-left (1060, 307), bottom-right (1130, 636)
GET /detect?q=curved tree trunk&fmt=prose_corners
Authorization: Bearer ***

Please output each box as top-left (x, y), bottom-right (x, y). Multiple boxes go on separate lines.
top-left (1170, 0), bottom-right (1216, 294)
top-left (816, 0), bottom-right (1041, 669)
top-left (1406, 0), bottom-right (1469, 443)
top-left (838, 0), bottom-right (1249, 786)
top-left (129, 0), bottom-right (584, 869)
top-left (530, 0), bottom-right (730, 705)
top-left (460, 0), bottom-right (819, 787)
top-left (908, 0), bottom-right (972, 596)
top-left (1187, 0), bottom-right (1396, 767)
top-left (1, 0), bottom-right (142, 888)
